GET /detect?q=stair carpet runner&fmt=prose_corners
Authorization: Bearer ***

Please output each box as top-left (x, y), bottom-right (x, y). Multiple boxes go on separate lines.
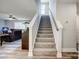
top-left (33, 16), bottom-right (71, 59)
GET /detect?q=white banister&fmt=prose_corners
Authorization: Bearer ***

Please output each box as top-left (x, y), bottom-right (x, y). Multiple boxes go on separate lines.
top-left (28, 13), bottom-right (41, 56)
top-left (49, 10), bottom-right (63, 58)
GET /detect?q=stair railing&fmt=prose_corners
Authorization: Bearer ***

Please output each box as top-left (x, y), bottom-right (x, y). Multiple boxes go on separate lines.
top-left (28, 13), bottom-right (41, 56)
top-left (49, 9), bottom-right (63, 58)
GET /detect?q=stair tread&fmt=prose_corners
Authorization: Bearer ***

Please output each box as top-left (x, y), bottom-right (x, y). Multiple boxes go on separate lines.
top-left (39, 29), bottom-right (52, 31)
top-left (34, 48), bottom-right (56, 51)
top-left (39, 30), bottom-right (52, 31)
top-left (36, 38), bottom-right (55, 41)
top-left (40, 26), bottom-right (51, 27)
top-left (33, 56), bottom-right (71, 58)
top-left (39, 28), bottom-right (52, 29)
top-left (38, 33), bottom-right (53, 35)
top-left (37, 34), bottom-right (53, 36)
top-left (38, 32), bottom-right (52, 33)
top-left (35, 42), bottom-right (55, 44)
top-left (37, 37), bottom-right (54, 39)
top-left (36, 41), bottom-right (55, 42)
top-left (38, 30), bottom-right (52, 32)
top-left (33, 16), bottom-right (57, 56)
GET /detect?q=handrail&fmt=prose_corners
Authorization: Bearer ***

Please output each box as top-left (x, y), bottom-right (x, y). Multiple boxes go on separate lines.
top-left (49, 9), bottom-right (59, 31)
top-left (29, 14), bottom-right (38, 28)
top-left (49, 9), bottom-right (63, 58)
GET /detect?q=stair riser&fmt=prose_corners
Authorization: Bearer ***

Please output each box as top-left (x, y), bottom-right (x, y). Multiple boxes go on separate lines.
top-left (39, 28), bottom-right (52, 30)
top-left (38, 34), bottom-right (53, 36)
top-left (33, 51), bottom-right (56, 56)
top-left (40, 26), bottom-right (51, 27)
top-left (38, 32), bottom-right (53, 34)
top-left (35, 44), bottom-right (55, 48)
top-left (37, 34), bottom-right (53, 37)
top-left (37, 35), bottom-right (53, 38)
top-left (33, 16), bottom-right (57, 57)
top-left (39, 29), bottom-right (52, 31)
top-left (38, 30), bottom-right (52, 32)
top-left (32, 57), bottom-right (71, 59)
top-left (36, 39), bottom-right (54, 42)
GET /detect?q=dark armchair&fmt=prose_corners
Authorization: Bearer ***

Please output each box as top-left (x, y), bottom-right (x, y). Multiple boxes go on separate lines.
top-left (1, 27), bottom-right (11, 42)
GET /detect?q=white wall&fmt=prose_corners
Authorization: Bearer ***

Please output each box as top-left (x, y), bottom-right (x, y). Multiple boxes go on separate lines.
top-left (57, 3), bottom-right (77, 52)
top-left (77, 3), bottom-right (79, 14)
top-left (77, 15), bottom-right (79, 41)
top-left (49, 0), bottom-right (77, 52)
top-left (41, 3), bottom-right (49, 15)
top-left (5, 20), bottom-right (14, 29)
top-left (5, 20), bottom-right (27, 29)
top-left (45, 3), bottom-right (49, 15)
top-left (77, 3), bottom-right (79, 41)
top-left (49, 0), bottom-right (56, 18)
top-left (0, 0), bottom-right (37, 20)
top-left (0, 20), bottom-right (5, 27)
top-left (35, 0), bottom-right (41, 14)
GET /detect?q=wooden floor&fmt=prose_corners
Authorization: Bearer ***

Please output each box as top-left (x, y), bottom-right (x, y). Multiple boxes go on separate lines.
top-left (0, 40), bottom-right (78, 59)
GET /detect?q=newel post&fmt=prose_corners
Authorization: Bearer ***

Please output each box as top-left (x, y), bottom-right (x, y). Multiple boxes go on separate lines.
top-left (28, 27), bottom-right (33, 56)
top-left (57, 28), bottom-right (63, 58)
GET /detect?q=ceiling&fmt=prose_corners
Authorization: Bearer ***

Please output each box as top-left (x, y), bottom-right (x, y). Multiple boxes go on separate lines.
top-left (0, 0), bottom-right (77, 20)
top-left (0, 0), bottom-right (37, 20)
top-left (77, 0), bottom-right (79, 3)
top-left (57, 0), bottom-right (76, 3)
top-left (41, 0), bottom-right (49, 3)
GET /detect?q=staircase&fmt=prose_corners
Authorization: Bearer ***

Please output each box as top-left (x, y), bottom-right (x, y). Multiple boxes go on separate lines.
top-left (33, 16), bottom-right (72, 59)
top-left (33, 16), bottom-right (57, 57)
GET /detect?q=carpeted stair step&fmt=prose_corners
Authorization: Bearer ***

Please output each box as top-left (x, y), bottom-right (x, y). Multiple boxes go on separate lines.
top-left (39, 29), bottom-right (52, 31)
top-left (37, 34), bottom-right (53, 38)
top-left (39, 27), bottom-right (51, 28)
top-left (38, 30), bottom-right (52, 32)
top-left (39, 27), bottom-right (52, 30)
top-left (33, 16), bottom-right (56, 57)
top-left (38, 31), bottom-right (53, 34)
top-left (33, 48), bottom-right (57, 56)
top-left (35, 42), bottom-right (55, 48)
top-left (36, 38), bottom-right (55, 42)
top-left (32, 56), bottom-right (71, 59)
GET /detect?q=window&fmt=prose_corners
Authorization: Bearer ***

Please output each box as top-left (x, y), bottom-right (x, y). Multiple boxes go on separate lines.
top-left (41, 3), bottom-right (49, 15)
top-left (14, 22), bottom-right (25, 29)
top-left (41, 4), bottom-right (45, 15)
top-left (41, 0), bottom-right (49, 3)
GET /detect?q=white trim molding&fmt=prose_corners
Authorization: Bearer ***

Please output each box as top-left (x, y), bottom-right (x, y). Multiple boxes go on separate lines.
top-left (28, 14), bottom-right (41, 56)
top-left (62, 48), bottom-right (77, 52)
top-left (49, 9), bottom-right (63, 58)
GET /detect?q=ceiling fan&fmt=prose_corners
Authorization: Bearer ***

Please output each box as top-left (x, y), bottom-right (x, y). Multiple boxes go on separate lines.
top-left (9, 15), bottom-right (17, 20)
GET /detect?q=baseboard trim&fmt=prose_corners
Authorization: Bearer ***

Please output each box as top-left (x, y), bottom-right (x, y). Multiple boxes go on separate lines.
top-left (62, 48), bottom-right (77, 52)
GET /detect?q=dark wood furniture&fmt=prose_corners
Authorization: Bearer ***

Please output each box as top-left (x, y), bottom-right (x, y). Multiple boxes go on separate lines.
top-left (0, 34), bottom-right (10, 46)
top-left (9, 29), bottom-right (22, 42)
top-left (0, 29), bottom-right (22, 46)
top-left (22, 28), bottom-right (29, 50)
top-left (0, 35), bottom-right (3, 46)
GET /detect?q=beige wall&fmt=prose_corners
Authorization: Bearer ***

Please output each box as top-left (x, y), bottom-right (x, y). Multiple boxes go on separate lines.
top-left (0, 20), bottom-right (5, 27)
top-left (49, 0), bottom-right (56, 18)
top-left (45, 3), bottom-right (49, 15)
top-left (57, 3), bottom-right (76, 49)
top-left (77, 3), bottom-right (79, 41)
top-left (77, 15), bottom-right (79, 41)
top-left (0, 0), bottom-right (37, 20)
top-left (5, 20), bottom-right (27, 29)
top-left (49, 0), bottom-right (77, 52)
